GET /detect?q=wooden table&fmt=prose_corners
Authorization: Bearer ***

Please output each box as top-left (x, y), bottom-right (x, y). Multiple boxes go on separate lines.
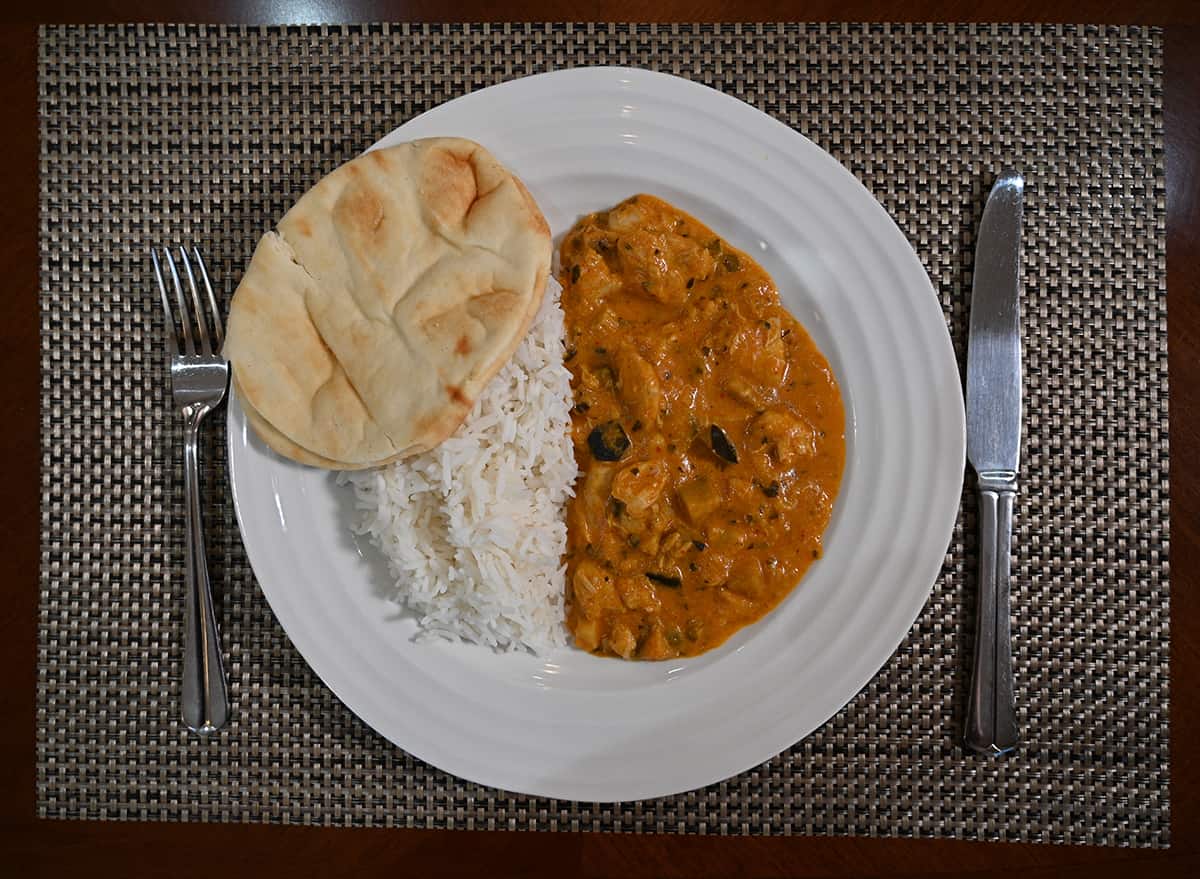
top-left (2, 2), bottom-right (1197, 875)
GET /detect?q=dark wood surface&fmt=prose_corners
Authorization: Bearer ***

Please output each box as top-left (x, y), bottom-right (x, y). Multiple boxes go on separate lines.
top-left (2, 3), bottom-right (1197, 876)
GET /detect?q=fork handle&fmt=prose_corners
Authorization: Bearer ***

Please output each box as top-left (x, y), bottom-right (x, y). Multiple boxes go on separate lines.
top-left (181, 413), bottom-right (229, 734)
top-left (965, 471), bottom-right (1019, 754)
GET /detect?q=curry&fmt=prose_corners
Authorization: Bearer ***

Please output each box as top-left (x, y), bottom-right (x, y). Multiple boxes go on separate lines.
top-left (559, 194), bottom-right (846, 660)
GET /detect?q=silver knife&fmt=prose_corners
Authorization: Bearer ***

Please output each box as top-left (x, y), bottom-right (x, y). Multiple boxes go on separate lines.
top-left (964, 171), bottom-right (1023, 755)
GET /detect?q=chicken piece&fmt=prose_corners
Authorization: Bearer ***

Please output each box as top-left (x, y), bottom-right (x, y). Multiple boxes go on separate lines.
top-left (611, 507), bottom-right (648, 541)
top-left (616, 576), bottom-right (660, 612)
top-left (644, 330), bottom-right (684, 376)
top-left (565, 246), bottom-right (622, 301)
top-left (574, 364), bottom-right (620, 426)
top-left (605, 199), bottom-right (716, 306)
top-left (753, 409), bottom-right (818, 465)
top-left (751, 321), bottom-right (788, 385)
top-left (673, 238), bottom-right (718, 290)
top-left (628, 522), bottom-right (663, 558)
top-left (727, 319), bottom-right (787, 386)
top-left (571, 561), bottom-right (623, 620)
top-left (611, 459), bottom-right (668, 517)
top-left (792, 479), bottom-right (832, 515)
top-left (622, 231), bottom-right (685, 306)
top-left (613, 343), bottom-right (662, 426)
top-left (610, 494), bottom-right (672, 561)
top-left (604, 621), bottom-right (638, 659)
top-left (724, 374), bottom-right (772, 410)
top-left (677, 476), bottom-right (722, 525)
top-left (593, 306), bottom-right (621, 337)
top-left (693, 548), bottom-right (734, 588)
top-left (726, 555), bottom-right (766, 599)
top-left (573, 618), bottom-right (601, 652)
top-left (653, 530), bottom-right (691, 569)
top-left (576, 463), bottom-right (617, 544)
top-left (639, 624), bottom-right (674, 660)
top-left (706, 520), bottom-right (749, 552)
top-left (693, 296), bottom-right (722, 321)
top-left (718, 588), bottom-right (757, 617)
top-left (605, 198), bottom-right (649, 233)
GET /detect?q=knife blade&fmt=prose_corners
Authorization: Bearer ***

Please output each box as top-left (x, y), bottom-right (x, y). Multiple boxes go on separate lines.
top-left (964, 171), bottom-right (1023, 755)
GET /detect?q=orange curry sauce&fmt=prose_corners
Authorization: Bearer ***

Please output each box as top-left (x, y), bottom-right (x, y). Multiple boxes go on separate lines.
top-left (560, 194), bottom-right (846, 659)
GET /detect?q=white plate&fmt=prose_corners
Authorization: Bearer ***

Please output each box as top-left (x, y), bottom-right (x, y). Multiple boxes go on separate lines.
top-left (227, 67), bottom-right (965, 802)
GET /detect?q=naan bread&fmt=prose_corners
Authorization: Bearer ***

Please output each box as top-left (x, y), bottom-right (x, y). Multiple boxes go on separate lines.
top-left (233, 373), bottom-right (413, 470)
top-left (224, 137), bottom-right (551, 467)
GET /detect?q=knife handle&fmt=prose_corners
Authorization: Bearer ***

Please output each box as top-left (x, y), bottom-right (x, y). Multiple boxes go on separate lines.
top-left (965, 470), bottom-right (1019, 754)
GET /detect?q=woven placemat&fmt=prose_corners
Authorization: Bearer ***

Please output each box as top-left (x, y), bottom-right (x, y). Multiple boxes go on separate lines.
top-left (37, 23), bottom-right (1169, 845)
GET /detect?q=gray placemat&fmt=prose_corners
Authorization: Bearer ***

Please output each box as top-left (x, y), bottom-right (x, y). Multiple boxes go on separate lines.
top-left (37, 23), bottom-right (1169, 845)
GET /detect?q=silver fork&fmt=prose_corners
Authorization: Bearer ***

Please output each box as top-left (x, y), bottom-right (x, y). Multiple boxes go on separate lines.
top-left (152, 245), bottom-right (230, 734)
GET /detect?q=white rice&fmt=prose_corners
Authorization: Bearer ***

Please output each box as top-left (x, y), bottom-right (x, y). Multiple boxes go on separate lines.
top-left (339, 278), bottom-right (577, 654)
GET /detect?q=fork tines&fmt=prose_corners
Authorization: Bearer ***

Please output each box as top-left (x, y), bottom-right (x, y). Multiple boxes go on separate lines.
top-left (151, 246), bottom-right (224, 357)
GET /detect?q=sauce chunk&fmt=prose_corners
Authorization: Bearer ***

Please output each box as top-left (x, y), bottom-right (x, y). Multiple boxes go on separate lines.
top-left (561, 195), bottom-right (845, 659)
